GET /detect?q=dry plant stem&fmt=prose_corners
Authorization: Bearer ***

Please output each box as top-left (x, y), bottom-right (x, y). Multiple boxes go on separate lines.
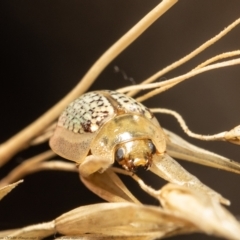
top-left (126, 18), bottom-right (240, 98)
top-left (136, 53), bottom-right (240, 102)
top-left (0, 160), bottom-right (77, 188)
top-left (151, 108), bottom-right (226, 141)
top-left (0, 0), bottom-right (177, 167)
top-left (0, 150), bottom-right (56, 187)
top-left (1, 221), bottom-right (56, 239)
top-left (133, 50), bottom-right (240, 101)
top-left (0, 180), bottom-right (23, 200)
top-left (55, 234), bottom-right (165, 240)
top-left (123, 57), bottom-right (240, 102)
top-left (30, 130), bottom-right (54, 146)
top-left (30, 122), bottom-right (57, 145)
top-left (39, 161), bottom-right (77, 172)
top-left (112, 167), bottom-right (161, 200)
top-left (118, 57), bottom-right (240, 93)
top-left (194, 50), bottom-right (240, 70)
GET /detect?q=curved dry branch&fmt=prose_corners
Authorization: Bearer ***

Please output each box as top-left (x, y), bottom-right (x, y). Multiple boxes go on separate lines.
top-left (117, 57), bottom-right (240, 102)
top-left (0, 150), bottom-right (56, 187)
top-left (193, 50), bottom-right (240, 70)
top-left (126, 18), bottom-right (240, 97)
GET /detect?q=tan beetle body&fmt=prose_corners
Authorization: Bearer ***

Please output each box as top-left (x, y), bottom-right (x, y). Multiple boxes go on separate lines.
top-left (50, 90), bottom-right (166, 176)
top-left (49, 90), bottom-right (229, 205)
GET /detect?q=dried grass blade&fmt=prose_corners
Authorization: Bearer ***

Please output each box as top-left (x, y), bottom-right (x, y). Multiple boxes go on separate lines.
top-left (80, 169), bottom-right (141, 203)
top-left (159, 184), bottom-right (240, 239)
top-left (56, 234), bottom-right (162, 240)
top-left (0, 180), bottom-right (23, 201)
top-left (0, 221), bottom-right (55, 239)
top-left (165, 128), bottom-right (240, 174)
top-left (0, 229), bottom-right (19, 237)
top-left (55, 202), bottom-right (195, 238)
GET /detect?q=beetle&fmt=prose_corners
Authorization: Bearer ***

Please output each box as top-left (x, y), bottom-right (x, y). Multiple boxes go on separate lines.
top-left (49, 89), bottom-right (229, 204)
top-left (49, 90), bottom-right (166, 176)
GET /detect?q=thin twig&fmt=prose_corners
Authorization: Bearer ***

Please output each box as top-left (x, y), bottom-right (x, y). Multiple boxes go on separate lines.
top-left (30, 127), bottom-right (55, 146)
top-left (136, 57), bottom-right (240, 102)
top-left (117, 57), bottom-right (240, 102)
top-left (112, 167), bottom-right (161, 199)
top-left (193, 50), bottom-right (240, 70)
top-left (0, 150), bottom-right (56, 187)
top-left (151, 108), bottom-right (226, 141)
top-left (126, 18), bottom-right (240, 97)
top-left (36, 161), bottom-right (77, 172)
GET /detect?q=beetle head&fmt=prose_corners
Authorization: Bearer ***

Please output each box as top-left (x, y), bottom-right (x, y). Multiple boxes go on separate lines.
top-left (115, 139), bottom-right (156, 172)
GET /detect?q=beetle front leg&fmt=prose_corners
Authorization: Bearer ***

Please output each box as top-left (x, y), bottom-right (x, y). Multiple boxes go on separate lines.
top-left (151, 153), bottom-right (230, 205)
top-left (78, 155), bottom-right (113, 178)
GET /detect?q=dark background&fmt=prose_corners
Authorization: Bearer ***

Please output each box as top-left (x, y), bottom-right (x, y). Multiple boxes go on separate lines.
top-left (0, 1), bottom-right (240, 239)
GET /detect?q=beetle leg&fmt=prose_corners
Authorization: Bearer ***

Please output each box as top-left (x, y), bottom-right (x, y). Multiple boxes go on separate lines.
top-left (150, 153), bottom-right (230, 205)
top-left (78, 155), bottom-right (113, 177)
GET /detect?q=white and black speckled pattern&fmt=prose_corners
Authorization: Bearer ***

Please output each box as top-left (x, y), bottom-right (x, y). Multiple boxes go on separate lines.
top-left (106, 90), bottom-right (152, 119)
top-left (58, 90), bottom-right (153, 134)
top-left (59, 91), bottom-right (114, 133)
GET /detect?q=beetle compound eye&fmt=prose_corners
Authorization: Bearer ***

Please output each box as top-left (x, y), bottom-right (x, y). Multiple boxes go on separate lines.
top-left (148, 141), bottom-right (156, 154)
top-left (115, 147), bottom-right (125, 162)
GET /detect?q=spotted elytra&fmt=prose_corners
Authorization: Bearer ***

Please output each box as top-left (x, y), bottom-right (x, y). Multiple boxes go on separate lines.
top-left (49, 90), bottom-right (166, 176)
